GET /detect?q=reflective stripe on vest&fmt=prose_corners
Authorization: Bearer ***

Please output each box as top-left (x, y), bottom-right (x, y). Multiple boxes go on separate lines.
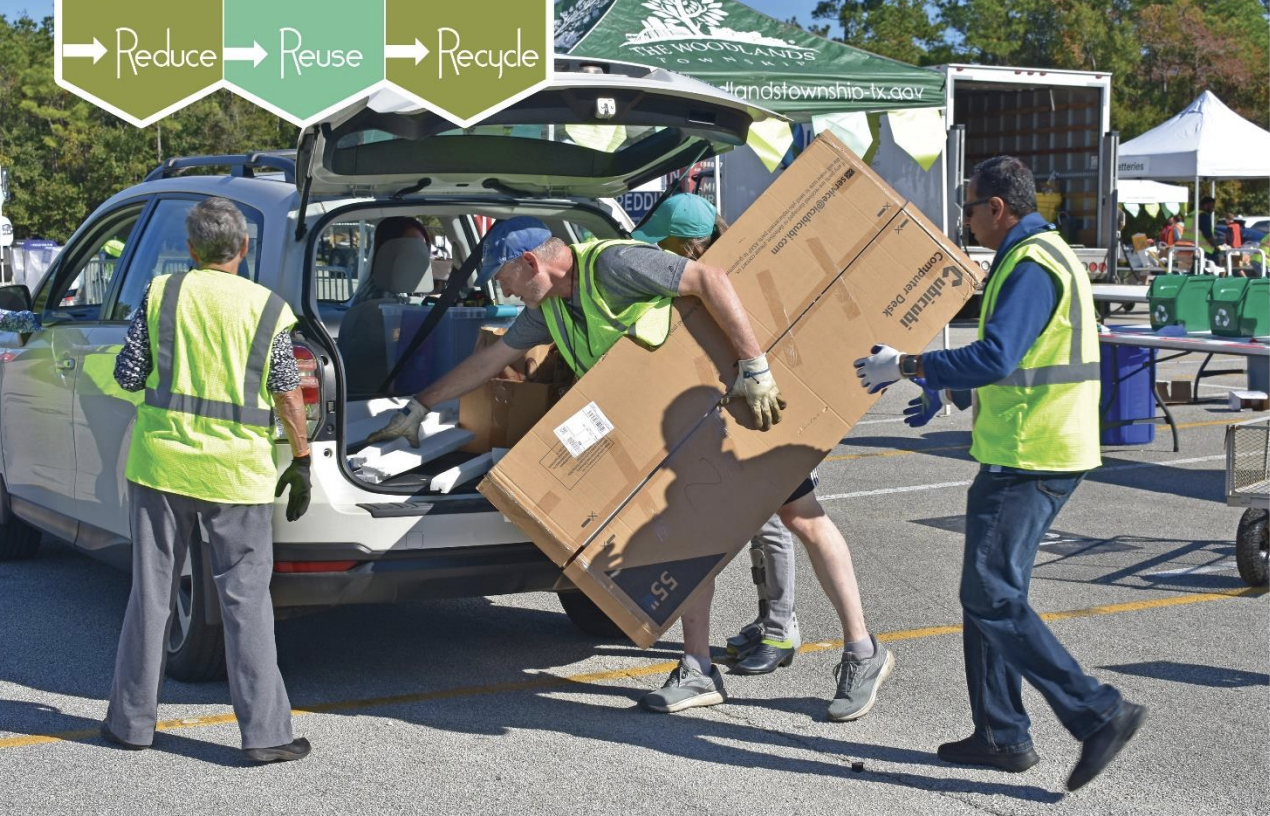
top-left (541, 240), bottom-right (673, 376)
top-left (144, 271), bottom-right (285, 428)
top-left (988, 239), bottom-right (1100, 388)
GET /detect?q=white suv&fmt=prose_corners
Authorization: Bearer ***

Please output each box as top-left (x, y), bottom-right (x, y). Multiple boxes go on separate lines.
top-left (0, 59), bottom-right (771, 681)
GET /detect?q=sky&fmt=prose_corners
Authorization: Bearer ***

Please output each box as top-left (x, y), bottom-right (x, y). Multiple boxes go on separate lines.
top-left (0, 1), bottom-right (843, 37)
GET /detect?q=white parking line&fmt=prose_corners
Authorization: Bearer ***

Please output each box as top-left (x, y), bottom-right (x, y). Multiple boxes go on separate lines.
top-left (818, 454), bottom-right (1227, 502)
top-left (1147, 559), bottom-right (1239, 577)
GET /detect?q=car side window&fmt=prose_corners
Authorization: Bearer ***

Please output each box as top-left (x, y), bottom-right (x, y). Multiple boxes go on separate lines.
top-left (109, 197), bottom-right (264, 321)
top-left (35, 206), bottom-right (144, 322)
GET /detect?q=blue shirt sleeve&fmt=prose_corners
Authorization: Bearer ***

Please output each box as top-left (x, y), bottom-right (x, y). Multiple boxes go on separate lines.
top-left (921, 261), bottom-right (1059, 391)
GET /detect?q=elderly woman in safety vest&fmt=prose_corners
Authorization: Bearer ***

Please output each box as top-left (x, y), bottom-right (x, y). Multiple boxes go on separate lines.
top-left (855, 156), bottom-right (1146, 793)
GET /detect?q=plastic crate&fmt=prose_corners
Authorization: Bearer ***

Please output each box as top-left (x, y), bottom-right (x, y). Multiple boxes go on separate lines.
top-left (1148, 274), bottom-right (1216, 330)
top-left (381, 303), bottom-right (519, 394)
top-left (1208, 277), bottom-right (1249, 337)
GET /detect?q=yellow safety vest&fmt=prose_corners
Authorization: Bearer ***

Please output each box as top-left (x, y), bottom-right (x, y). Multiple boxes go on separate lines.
top-left (970, 231), bottom-right (1102, 472)
top-left (541, 240), bottom-right (674, 376)
top-left (126, 270), bottom-right (297, 504)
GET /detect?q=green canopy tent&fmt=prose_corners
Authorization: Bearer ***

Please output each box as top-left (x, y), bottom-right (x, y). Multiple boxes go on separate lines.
top-left (555, 1), bottom-right (949, 224)
top-left (555, 0), bottom-right (945, 117)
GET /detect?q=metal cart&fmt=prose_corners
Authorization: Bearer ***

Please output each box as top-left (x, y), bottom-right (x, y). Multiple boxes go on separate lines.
top-left (1225, 417), bottom-right (1270, 586)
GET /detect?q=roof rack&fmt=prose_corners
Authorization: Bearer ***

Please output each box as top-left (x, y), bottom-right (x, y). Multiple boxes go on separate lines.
top-left (144, 151), bottom-right (297, 183)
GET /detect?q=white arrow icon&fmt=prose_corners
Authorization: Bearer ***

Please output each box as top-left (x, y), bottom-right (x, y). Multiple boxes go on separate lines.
top-left (62, 38), bottom-right (107, 64)
top-left (224, 41), bottom-right (269, 68)
top-left (385, 38), bottom-right (429, 65)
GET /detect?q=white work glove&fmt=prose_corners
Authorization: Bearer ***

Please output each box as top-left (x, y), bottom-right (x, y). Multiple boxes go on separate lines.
top-left (853, 344), bottom-right (903, 394)
top-left (721, 354), bottom-right (786, 431)
top-left (366, 398), bottom-right (429, 447)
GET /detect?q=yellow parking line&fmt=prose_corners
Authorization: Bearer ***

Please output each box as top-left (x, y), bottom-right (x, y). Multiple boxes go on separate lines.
top-left (826, 417), bottom-right (1244, 462)
top-left (0, 586), bottom-right (1261, 751)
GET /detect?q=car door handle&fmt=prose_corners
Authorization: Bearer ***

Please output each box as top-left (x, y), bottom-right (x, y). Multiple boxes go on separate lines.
top-left (57, 358), bottom-right (76, 370)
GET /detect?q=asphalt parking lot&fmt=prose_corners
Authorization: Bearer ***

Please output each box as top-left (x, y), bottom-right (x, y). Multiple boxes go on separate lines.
top-left (2, 315), bottom-right (1267, 815)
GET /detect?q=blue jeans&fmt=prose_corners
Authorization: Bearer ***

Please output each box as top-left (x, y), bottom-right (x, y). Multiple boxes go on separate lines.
top-left (960, 466), bottom-right (1122, 752)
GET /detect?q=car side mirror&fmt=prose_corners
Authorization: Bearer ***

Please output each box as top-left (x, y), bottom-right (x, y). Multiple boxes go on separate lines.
top-left (0, 284), bottom-right (32, 313)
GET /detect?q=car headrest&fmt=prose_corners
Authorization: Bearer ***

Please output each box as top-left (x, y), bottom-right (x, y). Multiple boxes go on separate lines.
top-left (370, 238), bottom-right (432, 294)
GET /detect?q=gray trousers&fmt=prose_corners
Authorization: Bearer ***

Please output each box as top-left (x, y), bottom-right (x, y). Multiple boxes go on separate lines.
top-left (751, 514), bottom-right (798, 643)
top-left (106, 483), bottom-right (293, 749)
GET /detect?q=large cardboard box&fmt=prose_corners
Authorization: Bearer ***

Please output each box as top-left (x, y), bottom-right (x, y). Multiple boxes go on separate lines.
top-left (479, 133), bottom-right (980, 646)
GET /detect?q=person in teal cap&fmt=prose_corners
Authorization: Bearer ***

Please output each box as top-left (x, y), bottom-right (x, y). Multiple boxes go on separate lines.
top-left (633, 194), bottom-right (895, 724)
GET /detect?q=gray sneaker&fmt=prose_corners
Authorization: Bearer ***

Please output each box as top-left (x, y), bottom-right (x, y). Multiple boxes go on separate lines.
top-left (640, 661), bottom-right (727, 713)
top-left (827, 636), bottom-right (894, 722)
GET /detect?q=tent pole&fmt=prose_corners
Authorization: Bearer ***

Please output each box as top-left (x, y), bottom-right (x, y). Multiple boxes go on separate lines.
top-left (1194, 176), bottom-right (1201, 266)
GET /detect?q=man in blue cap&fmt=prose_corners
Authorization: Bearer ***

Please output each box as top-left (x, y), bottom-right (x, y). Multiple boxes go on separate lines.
top-left (369, 211), bottom-right (784, 443)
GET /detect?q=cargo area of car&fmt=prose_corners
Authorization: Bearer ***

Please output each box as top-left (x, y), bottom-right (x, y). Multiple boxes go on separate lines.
top-left (311, 201), bottom-right (622, 495)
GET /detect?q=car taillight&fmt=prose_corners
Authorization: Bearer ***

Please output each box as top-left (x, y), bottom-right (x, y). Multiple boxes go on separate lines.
top-left (1099, 262), bottom-right (1107, 274)
top-left (274, 560), bottom-right (360, 573)
top-left (293, 344), bottom-right (320, 404)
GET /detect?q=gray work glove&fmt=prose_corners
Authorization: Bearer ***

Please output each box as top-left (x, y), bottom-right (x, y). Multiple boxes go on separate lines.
top-left (721, 353), bottom-right (786, 431)
top-left (366, 398), bottom-right (429, 447)
top-left (853, 344), bottom-right (903, 394)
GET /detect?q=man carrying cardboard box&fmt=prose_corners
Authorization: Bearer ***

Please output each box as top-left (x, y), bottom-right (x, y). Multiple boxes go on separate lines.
top-left (368, 216), bottom-right (786, 443)
top-left (856, 156), bottom-right (1146, 792)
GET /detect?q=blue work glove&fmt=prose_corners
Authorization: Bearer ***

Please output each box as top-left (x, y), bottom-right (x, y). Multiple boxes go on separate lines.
top-left (853, 344), bottom-right (903, 394)
top-left (903, 377), bottom-right (942, 428)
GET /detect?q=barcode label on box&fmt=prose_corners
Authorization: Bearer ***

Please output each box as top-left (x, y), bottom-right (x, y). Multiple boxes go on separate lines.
top-left (554, 401), bottom-right (615, 458)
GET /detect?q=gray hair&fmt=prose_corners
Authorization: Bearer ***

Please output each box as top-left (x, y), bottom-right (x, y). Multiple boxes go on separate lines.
top-left (971, 156), bottom-right (1037, 218)
top-left (531, 236), bottom-right (569, 260)
top-left (186, 197), bottom-right (248, 265)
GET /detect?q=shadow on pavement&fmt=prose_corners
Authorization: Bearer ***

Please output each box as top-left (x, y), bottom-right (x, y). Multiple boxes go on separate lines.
top-left (1100, 660), bottom-right (1269, 689)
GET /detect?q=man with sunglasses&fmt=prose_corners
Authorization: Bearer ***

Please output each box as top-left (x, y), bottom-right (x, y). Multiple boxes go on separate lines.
top-left (855, 156), bottom-right (1145, 792)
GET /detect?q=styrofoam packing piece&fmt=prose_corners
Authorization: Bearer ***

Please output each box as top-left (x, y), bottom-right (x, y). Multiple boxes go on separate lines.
top-left (348, 422), bottom-right (456, 468)
top-left (429, 447), bottom-right (509, 494)
top-left (358, 427), bottom-right (477, 484)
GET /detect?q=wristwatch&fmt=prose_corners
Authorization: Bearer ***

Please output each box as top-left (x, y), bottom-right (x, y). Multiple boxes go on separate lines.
top-left (900, 354), bottom-right (920, 379)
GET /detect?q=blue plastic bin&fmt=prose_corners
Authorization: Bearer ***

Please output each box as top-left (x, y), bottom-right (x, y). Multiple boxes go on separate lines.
top-left (1099, 343), bottom-right (1155, 445)
top-left (382, 304), bottom-right (520, 394)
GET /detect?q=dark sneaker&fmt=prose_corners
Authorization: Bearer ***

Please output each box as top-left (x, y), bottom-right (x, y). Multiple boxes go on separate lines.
top-left (827, 636), bottom-right (894, 722)
top-left (938, 735), bottom-right (1040, 772)
top-left (725, 621), bottom-right (763, 660)
top-left (733, 639), bottom-right (796, 675)
top-left (99, 721), bottom-right (149, 751)
top-left (243, 737), bottom-right (312, 764)
top-left (640, 661), bottom-right (727, 713)
top-left (1067, 702), bottom-right (1147, 791)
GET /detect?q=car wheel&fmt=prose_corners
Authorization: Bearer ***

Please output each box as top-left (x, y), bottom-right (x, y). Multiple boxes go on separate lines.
top-left (165, 536), bottom-right (228, 682)
top-left (557, 590), bottom-right (625, 640)
top-left (0, 514), bottom-right (42, 561)
top-left (1235, 508), bottom-right (1269, 587)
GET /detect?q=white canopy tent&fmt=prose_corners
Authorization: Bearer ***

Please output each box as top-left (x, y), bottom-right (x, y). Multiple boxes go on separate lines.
top-left (1118, 179), bottom-right (1189, 217)
top-left (1119, 90), bottom-right (1270, 249)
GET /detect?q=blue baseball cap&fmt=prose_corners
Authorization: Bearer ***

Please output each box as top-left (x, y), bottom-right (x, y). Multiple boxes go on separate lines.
top-left (632, 193), bottom-right (716, 244)
top-left (478, 216), bottom-right (553, 284)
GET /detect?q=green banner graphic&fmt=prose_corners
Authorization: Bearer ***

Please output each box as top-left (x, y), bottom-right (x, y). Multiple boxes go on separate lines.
top-left (54, 0), bottom-right (554, 128)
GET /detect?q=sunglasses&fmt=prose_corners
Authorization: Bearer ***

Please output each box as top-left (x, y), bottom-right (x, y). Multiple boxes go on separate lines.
top-left (961, 197), bottom-right (992, 215)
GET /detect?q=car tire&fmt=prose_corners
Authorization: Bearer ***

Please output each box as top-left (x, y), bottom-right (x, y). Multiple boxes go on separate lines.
top-left (0, 515), bottom-right (42, 561)
top-left (557, 590), bottom-right (625, 640)
top-left (165, 536), bottom-right (228, 682)
top-left (1235, 508), bottom-right (1269, 587)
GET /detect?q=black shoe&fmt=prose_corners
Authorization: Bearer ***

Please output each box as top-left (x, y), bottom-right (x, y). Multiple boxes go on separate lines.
top-left (243, 737), bottom-right (312, 764)
top-left (725, 622), bottom-right (763, 660)
top-left (733, 641), bottom-right (796, 675)
top-left (99, 721), bottom-right (149, 751)
top-left (1067, 702), bottom-right (1147, 792)
top-left (937, 735), bottom-right (1039, 773)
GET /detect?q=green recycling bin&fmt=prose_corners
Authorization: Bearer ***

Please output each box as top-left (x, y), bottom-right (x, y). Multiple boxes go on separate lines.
top-left (1149, 274), bottom-right (1217, 330)
top-left (1235, 279), bottom-right (1269, 338)
top-left (1209, 277), bottom-right (1249, 337)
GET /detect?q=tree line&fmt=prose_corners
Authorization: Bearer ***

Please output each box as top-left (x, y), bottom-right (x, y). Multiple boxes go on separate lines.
top-left (2, 4), bottom-right (1268, 242)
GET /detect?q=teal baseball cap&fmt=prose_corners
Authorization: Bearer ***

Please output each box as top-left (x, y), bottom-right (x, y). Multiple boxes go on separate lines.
top-left (632, 193), bottom-right (717, 244)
